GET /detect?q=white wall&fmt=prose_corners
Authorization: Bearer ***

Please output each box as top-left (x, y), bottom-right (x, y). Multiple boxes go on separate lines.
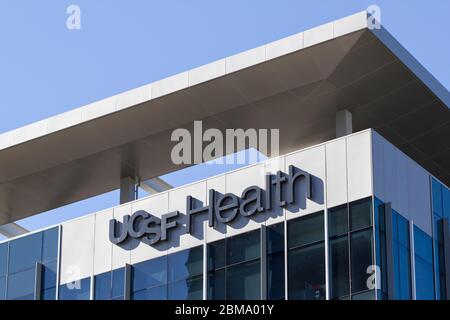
top-left (59, 130), bottom-right (374, 283)
top-left (372, 131), bottom-right (432, 235)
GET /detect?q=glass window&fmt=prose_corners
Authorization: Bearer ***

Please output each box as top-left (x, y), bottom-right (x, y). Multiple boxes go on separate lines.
top-left (443, 187), bottom-right (450, 218)
top-left (42, 227), bottom-right (59, 263)
top-left (59, 278), bottom-right (91, 300)
top-left (0, 243), bottom-right (7, 276)
top-left (208, 268), bottom-right (225, 300)
top-left (414, 226), bottom-right (435, 300)
top-left (350, 197), bottom-right (372, 231)
top-left (351, 290), bottom-right (375, 300)
top-left (41, 261), bottom-right (57, 290)
top-left (226, 260), bottom-right (261, 300)
top-left (208, 230), bottom-right (261, 300)
top-left (168, 275), bottom-right (203, 300)
top-left (132, 285), bottom-right (167, 300)
top-left (132, 256), bottom-right (167, 292)
top-left (350, 229), bottom-right (373, 294)
top-left (8, 233), bottom-right (42, 274)
top-left (227, 230), bottom-right (260, 265)
top-left (168, 247), bottom-right (203, 282)
top-left (288, 242), bottom-right (325, 300)
top-left (7, 268), bottom-right (35, 300)
top-left (330, 236), bottom-right (349, 299)
top-left (0, 276), bottom-right (6, 300)
top-left (288, 212), bottom-right (324, 249)
top-left (208, 240), bottom-right (225, 271)
top-left (392, 212), bottom-right (411, 300)
top-left (267, 223), bottom-right (285, 300)
top-left (41, 287), bottom-right (56, 300)
top-left (374, 198), bottom-right (388, 299)
top-left (328, 204), bottom-right (348, 237)
top-left (432, 178), bottom-right (443, 217)
top-left (111, 268), bottom-right (125, 300)
top-left (94, 272), bottom-right (111, 300)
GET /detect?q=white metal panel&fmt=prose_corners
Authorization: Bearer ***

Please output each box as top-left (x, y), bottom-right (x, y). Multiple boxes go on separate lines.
top-left (407, 158), bottom-right (432, 235)
top-left (346, 131), bottom-right (373, 202)
top-left (225, 46), bottom-right (266, 74)
top-left (188, 59), bottom-right (226, 87)
top-left (81, 96), bottom-right (116, 122)
top-left (151, 72), bottom-right (189, 99)
top-left (168, 181), bottom-right (206, 254)
top-left (303, 22), bottom-right (334, 48)
top-left (372, 131), bottom-right (385, 202)
top-left (116, 84), bottom-right (152, 111)
top-left (285, 145), bottom-right (326, 221)
top-left (382, 140), bottom-right (397, 206)
top-left (325, 138), bottom-right (348, 208)
top-left (395, 150), bottom-right (409, 216)
top-left (60, 215), bottom-right (96, 284)
top-left (130, 193), bottom-right (169, 265)
top-left (333, 11), bottom-right (367, 38)
top-left (265, 32), bottom-right (304, 60)
top-left (93, 209), bottom-right (113, 275)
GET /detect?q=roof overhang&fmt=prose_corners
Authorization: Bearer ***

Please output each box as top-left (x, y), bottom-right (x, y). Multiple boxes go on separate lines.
top-left (0, 11), bottom-right (449, 224)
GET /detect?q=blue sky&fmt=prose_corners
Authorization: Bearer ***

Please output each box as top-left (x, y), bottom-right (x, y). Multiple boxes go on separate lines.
top-left (0, 0), bottom-right (449, 233)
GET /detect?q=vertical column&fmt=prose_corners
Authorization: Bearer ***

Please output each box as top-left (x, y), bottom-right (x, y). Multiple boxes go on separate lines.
top-left (203, 238), bottom-right (208, 300)
top-left (335, 109), bottom-right (353, 138)
top-left (34, 262), bottom-right (43, 300)
top-left (89, 275), bottom-right (94, 300)
top-left (124, 263), bottom-right (132, 300)
top-left (260, 225), bottom-right (267, 300)
top-left (324, 208), bottom-right (330, 300)
top-left (120, 177), bottom-right (137, 204)
top-left (284, 220), bottom-right (288, 300)
top-left (410, 221), bottom-right (417, 300)
top-left (384, 203), bottom-right (395, 300)
top-left (442, 218), bottom-right (450, 300)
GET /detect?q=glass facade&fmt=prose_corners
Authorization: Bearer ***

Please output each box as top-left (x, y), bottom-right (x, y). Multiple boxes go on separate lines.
top-left (328, 197), bottom-right (374, 300)
top-left (288, 211), bottom-right (325, 300)
top-left (0, 227), bottom-right (59, 300)
top-left (208, 230), bottom-right (261, 299)
top-left (1, 185), bottom-right (449, 300)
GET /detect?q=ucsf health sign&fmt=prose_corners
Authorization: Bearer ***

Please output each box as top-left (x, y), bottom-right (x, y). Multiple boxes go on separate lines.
top-left (109, 165), bottom-right (312, 246)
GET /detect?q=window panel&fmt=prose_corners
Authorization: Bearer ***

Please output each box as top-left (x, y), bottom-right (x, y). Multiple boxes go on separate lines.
top-left (288, 242), bottom-right (325, 300)
top-left (267, 253), bottom-right (284, 300)
top-left (168, 246), bottom-right (203, 282)
top-left (328, 205), bottom-right (348, 237)
top-left (42, 227), bottom-right (59, 263)
top-left (59, 278), bottom-right (91, 300)
top-left (41, 287), bottom-right (56, 300)
top-left (227, 230), bottom-right (260, 265)
top-left (7, 268), bottom-right (35, 300)
top-left (168, 275), bottom-right (203, 300)
top-left (41, 261), bottom-right (57, 290)
top-left (288, 212), bottom-right (324, 249)
top-left (131, 285), bottom-right (167, 300)
top-left (350, 229), bottom-right (373, 294)
top-left (208, 240), bottom-right (226, 271)
top-left (8, 233), bottom-right (42, 274)
top-left (330, 236), bottom-right (350, 299)
top-left (0, 244), bottom-right (7, 276)
top-left (226, 260), bottom-right (261, 300)
top-left (414, 227), bottom-right (435, 300)
top-left (443, 187), bottom-right (450, 218)
top-left (94, 272), bottom-right (111, 300)
top-left (208, 269), bottom-right (225, 300)
top-left (432, 178), bottom-right (443, 217)
top-left (350, 197), bottom-right (372, 231)
top-left (111, 268), bottom-right (125, 299)
top-left (132, 256), bottom-right (167, 292)
top-left (267, 223), bottom-right (284, 255)
top-left (0, 276), bottom-right (6, 300)
top-left (351, 290), bottom-right (375, 300)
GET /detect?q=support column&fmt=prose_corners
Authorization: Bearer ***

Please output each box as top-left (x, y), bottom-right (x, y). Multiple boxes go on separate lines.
top-left (120, 177), bottom-right (137, 204)
top-left (384, 203), bottom-right (395, 300)
top-left (442, 218), bottom-right (450, 300)
top-left (336, 109), bottom-right (353, 138)
top-left (260, 225), bottom-right (267, 300)
top-left (34, 262), bottom-right (43, 300)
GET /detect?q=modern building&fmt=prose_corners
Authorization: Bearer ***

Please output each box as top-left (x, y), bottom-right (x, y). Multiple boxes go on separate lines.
top-left (0, 11), bottom-right (449, 300)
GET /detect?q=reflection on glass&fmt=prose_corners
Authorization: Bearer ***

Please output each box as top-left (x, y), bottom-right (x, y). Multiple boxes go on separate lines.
top-left (267, 222), bottom-right (285, 300)
top-left (350, 229), bottom-right (373, 294)
top-left (414, 226), bottom-right (435, 300)
top-left (59, 278), bottom-right (91, 300)
top-left (330, 236), bottom-right (349, 299)
top-left (350, 198), bottom-right (372, 231)
top-left (227, 260), bottom-right (261, 300)
top-left (168, 275), bottom-right (203, 300)
top-left (288, 212), bottom-right (324, 249)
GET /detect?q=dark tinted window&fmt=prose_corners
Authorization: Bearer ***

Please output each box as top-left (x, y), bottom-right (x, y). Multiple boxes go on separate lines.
top-left (8, 233), bottom-right (42, 273)
top-left (168, 275), bottom-right (203, 300)
top-left (42, 228), bottom-right (59, 263)
top-left (226, 260), bottom-right (261, 300)
top-left (168, 246), bottom-right (203, 282)
top-left (330, 236), bottom-right (349, 299)
top-left (288, 242), bottom-right (325, 300)
top-left (227, 230), bottom-right (260, 265)
top-left (350, 198), bottom-right (372, 231)
top-left (329, 205), bottom-right (348, 237)
top-left (7, 268), bottom-right (35, 300)
top-left (350, 229), bottom-right (373, 293)
top-left (288, 212), bottom-right (324, 249)
top-left (0, 244), bottom-right (7, 276)
top-left (132, 256), bottom-right (167, 292)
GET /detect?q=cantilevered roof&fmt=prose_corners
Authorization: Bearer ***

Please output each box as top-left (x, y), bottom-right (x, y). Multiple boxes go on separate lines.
top-left (0, 11), bottom-right (449, 224)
